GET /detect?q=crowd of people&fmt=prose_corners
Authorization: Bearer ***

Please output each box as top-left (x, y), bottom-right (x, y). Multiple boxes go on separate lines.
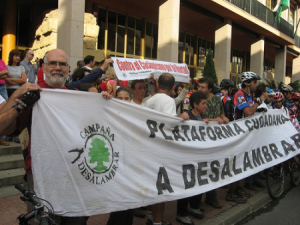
top-left (0, 48), bottom-right (299, 225)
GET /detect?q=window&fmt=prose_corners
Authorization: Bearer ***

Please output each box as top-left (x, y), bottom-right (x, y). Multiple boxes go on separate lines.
top-left (96, 8), bottom-right (157, 59)
top-left (117, 14), bottom-right (126, 53)
top-left (97, 8), bottom-right (106, 50)
top-left (145, 22), bottom-right (158, 58)
top-left (198, 38), bottom-right (206, 67)
top-left (107, 11), bottom-right (116, 52)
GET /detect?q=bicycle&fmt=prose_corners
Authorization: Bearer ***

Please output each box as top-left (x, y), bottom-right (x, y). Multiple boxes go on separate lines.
top-left (266, 155), bottom-right (300, 199)
top-left (15, 184), bottom-right (57, 225)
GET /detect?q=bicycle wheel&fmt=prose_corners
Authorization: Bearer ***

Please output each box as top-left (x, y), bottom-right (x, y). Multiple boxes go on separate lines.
top-left (290, 158), bottom-right (300, 186)
top-left (266, 164), bottom-right (285, 199)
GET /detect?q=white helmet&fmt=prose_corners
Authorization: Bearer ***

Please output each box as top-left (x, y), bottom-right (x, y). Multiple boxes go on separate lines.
top-left (281, 84), bottom-right (293, 92)
top-left (240, 72), bottom-right (261, 83)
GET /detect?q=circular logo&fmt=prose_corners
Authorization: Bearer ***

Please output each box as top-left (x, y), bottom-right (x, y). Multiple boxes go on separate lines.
top-left (83, 133), bottom-right (114, 174)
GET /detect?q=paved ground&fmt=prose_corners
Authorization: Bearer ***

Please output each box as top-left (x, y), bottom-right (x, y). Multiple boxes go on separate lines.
top-left (240, 185), bottom-right (300, 225)
top-left (0, 182), bottom-right (269, 225)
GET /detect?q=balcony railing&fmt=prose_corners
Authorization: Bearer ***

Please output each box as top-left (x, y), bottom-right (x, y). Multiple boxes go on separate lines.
top-left (226, 0), bottom-right (295, 41)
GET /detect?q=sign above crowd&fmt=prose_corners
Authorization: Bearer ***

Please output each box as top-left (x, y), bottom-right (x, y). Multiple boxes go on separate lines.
top-left (111, 57), bottom-right (190, 82)
top-left (31, 90), bottom-right (300, 217)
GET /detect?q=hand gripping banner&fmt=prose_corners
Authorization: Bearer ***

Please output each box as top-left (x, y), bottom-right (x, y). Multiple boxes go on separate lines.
top-left (31, 89), bottom-right (300, 216)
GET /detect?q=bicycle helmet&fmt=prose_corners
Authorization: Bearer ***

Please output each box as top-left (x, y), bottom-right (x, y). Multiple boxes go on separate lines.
top-left (267, 87), bottom-right (275, 95)
top-left (213, 85), bottom-right (222, 94)
top-left (220, 79), bottom-right (234, 89)
top-left (292, 92), bottom-right (300, 100)
top-left (273, 92), bottom-right (283, 102)
top-left (281, 84), bottom-right (293, 92)
top-left (232, 86), bottom-right (239, 96)
top-left (240, 72), bottom-right (261, 83)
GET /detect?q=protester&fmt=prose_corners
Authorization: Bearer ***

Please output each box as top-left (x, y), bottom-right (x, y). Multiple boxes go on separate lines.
top-left (281, 83), bottom-right (293, 105)
top-left (219, 79), bottom-right (235, 121)
top-left (272, 92), bottom-right (289, 117)
top-left (107, 86), bottom-right (134, 225)
top-left (1, 48), bottom-right (112, 225)
top-left (265, 87), bottom-right (275, 108)
top-left (83, 55), bottom-right (95, 75)
top-left (131, 80), bottom-right (148, 106)
top-left (145, 73), bottom-right (189, 225)
top-left (176, 91), bottom-right (208, 225)
top-left (233, 71), bottom-right (266, 192)
top-left (217, 79), bottom-right (249, 204)
top-left (196, 77), bottom-right (229, 209)
top-left (66, 59), bottom-right (112, 89)
top-left (20, 49), bottom-right (39, 83)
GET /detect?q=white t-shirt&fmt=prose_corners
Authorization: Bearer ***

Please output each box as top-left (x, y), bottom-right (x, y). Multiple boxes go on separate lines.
top-left (0, 95), bottom-right (5, 105)
top-left (130, 96), bottom-right (151, 107)
top-left (145, 93), bottom-right (177, 116)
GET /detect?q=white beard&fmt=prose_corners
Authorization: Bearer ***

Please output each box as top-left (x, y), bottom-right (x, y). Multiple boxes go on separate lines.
top-left (45, 72), bottom-right (66, 88)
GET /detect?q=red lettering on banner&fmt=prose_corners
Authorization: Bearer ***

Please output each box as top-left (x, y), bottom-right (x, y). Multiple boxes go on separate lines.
top-left (116, 59), bottom-right (136, 71)
top-left (164, 64), bottom-right (173, 72)
top-left (134, 61), bottom-right (142, 70)
top-left (138, 61), bottom-right (145, 69)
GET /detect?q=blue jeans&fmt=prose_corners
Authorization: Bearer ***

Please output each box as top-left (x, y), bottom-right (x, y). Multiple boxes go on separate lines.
top-left (0, 85), bottom-right (8, 101)
top-left (0, 85), bottom-right (8, 140)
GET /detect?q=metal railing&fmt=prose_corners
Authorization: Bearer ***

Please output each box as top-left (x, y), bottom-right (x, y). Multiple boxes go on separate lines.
top-left (226, 0), bottom-right (295, 41)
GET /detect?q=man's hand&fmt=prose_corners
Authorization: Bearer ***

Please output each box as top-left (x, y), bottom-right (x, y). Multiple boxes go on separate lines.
top-left (179, 112), bottom-right (189, 120)
top-left (102, 91), bottom-right (112, 100)
top-left (12, 83), bottom-right (42, 99)
top-left (21, 91), bottom-right (40, 109)
top-left (222, 117), bottom-right (230, 124)
top-left (203, 118), bottom-right (209, 124)
top-left (215, 117), bottom-right (223, 124)
top-left (100, 59), bottom-right (114, 71)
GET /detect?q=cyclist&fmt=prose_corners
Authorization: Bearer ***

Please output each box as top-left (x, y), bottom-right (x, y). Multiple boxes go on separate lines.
top-left (291, 92), bottom-right (300, 119)
top-left (233, 71), bottom-right (266, 192)
top-left (218, 78), bottom-right (248, 203)
top-left (266, 87), bottom-right (275, 108)
top-left (219, 79), bottom-right (235, 121)
top-left (272, 92), bottom-right (289, 117)
top-left (281, 83), bottom-right (294, 108)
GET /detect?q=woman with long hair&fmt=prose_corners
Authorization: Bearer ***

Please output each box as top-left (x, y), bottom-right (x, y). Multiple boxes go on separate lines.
top-left (5, 49), bottom-right (27, 142)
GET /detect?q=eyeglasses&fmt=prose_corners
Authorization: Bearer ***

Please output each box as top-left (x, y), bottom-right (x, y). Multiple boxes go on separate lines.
top-left (28, 53), bottom-right (34, 56)
top-left (46, 61), bottom-right (68, 69)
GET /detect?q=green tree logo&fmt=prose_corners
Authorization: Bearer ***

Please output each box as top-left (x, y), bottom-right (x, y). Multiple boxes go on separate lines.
top-left (88, 138), bottom-right (110, 172)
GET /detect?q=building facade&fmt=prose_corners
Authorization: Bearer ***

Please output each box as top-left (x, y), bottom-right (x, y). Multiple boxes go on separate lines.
top-left (1, 0), bottom-right (300, 84)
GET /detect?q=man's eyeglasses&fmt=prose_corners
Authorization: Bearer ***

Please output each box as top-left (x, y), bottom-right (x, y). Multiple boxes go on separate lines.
top-left (28, 53), bottom-right (34, 56)
top-left (46, 61), bottom-right (68, 69)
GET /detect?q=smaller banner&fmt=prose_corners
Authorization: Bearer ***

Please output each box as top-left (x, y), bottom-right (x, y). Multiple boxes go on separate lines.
top-left (112, 57), bottom-right (190, 82)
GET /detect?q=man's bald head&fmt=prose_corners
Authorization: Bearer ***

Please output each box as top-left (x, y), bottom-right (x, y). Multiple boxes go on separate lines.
top-left (158, 73), bottom-right (175, 91)
top-left (43, 49), bottom-right (69, 88)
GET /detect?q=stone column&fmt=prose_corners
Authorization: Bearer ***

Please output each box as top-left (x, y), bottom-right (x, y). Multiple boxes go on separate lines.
top-left (57, 0), bottom-right (85, 71)
top-left (292, 57), bottom-right (300, 81)
top-left (250, 35), bottom-right (264, 77)
top-left (157, 0), bottom-right (180, 63)
top-left (2, 0), bottom-right (16, 64)
top-left (214, 18), bottom-right (232, 82)
top-left (275, 46), bottom-right (287, 83)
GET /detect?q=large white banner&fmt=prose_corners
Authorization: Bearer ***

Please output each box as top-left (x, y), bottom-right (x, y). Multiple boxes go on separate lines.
top-left (111, 57), bottom-right (190, 82)
top-left (31, 89), bottom-right (300, 217)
